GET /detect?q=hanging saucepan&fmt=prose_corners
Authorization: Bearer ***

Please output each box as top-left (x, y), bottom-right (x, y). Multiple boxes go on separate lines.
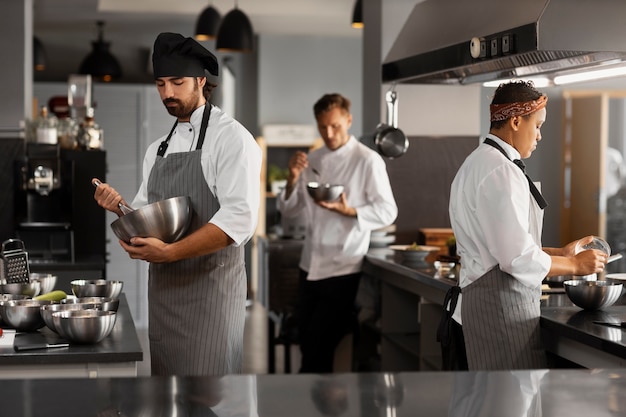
top-left (374, 88), bottom-right (408, 159)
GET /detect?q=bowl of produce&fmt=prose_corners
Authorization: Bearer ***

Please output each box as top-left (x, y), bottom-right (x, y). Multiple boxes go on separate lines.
top-left (307, 182), bottom-right (344, 202)
top-left (71, 280), bottom-right (123, 299)
top-left (389, 243), bottom-right (440, 264)
top-left (52, 309), bottom-right (117, 344)
top-left (110, 196), bottom-right (192, 243)
top-left (0, 281), bottom-right (41, 297)
top-left (62, 296), bottom-right (119, 312)
top-left (3, 299), bottom-right (54, 332)
top-left (563, 280), bottom-right (623, 310)
top-left (41, 302), bottom-right (100, 333)
top-left (29, 273), bottom-right (57, 295)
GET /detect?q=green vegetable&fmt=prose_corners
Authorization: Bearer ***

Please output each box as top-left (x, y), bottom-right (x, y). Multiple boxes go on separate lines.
top-left (34, 290), bottom-right (67, 302)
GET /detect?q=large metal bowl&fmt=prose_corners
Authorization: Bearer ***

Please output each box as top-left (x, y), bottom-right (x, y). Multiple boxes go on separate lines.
top-left (3, 299), bottom-right (54, 331)
top-left (41, 302), bottom-right (100, 333)
top-left (0, 281), bottom-right (41, 297)
top-left (307, 182), bottom-right (344, 202)
top-left (110, 196), bottom-right (192, 243)
top-left (29, 273), bottom-right (57, 295)
top-left (0, 294), bottom-right (30, 326)
top-left (52, 309), bottom-right (117, 344)
top-left (62, 296), bottom-right (119, 312)
top-left (71, 280), bottom-right (123, 299)
top-left (563, 280), bottom-right (623, 310)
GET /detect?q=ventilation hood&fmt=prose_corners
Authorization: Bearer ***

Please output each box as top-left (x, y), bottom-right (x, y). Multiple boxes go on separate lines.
top-left (383, 0), bottom-right (626, 85)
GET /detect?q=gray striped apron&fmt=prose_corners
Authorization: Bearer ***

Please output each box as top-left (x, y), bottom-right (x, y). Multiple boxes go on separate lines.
top-left (147, 104), bottom-right (246, 376)
top-left (462, 141), bottom-right (547, 370)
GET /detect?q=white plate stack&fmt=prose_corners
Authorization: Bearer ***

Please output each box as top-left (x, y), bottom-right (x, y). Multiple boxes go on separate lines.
top-left (369, 224), bottom-right (397, 248)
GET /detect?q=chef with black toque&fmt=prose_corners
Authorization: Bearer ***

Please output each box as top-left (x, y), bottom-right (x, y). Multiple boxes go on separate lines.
top-left (92, 32), bottom-right (262, 376)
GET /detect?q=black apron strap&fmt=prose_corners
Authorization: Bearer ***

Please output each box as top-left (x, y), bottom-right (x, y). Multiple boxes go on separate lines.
top-left (483, 138), bottom-right (548, 209)
top-left (157, 104), bottom-right (212, 157)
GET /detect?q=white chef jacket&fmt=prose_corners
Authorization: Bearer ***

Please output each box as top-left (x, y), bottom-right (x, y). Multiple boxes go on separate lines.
top-left (278, 136), bottom-right (397, 280)
top-left (132, 104), bottom-right (262, 246)
top-left (448, 134), bottom-right (551, 323)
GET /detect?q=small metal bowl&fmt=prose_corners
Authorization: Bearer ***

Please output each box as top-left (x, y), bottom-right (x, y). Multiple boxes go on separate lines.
top-left (29, 273), bottom-right (57, 295)
top-left (62, 296), bottom-right (119, 312)
top-left (563, 280), bottom-right (623, 310)
top-left (0, 281), bottom-right (41, 297)
top-left (306, 182), bottom-right (344, 202)
top-left (3, 299), bottom-right (54, 332)
top-left (41, 302), bottom-right (100, 333)
top-left (71, 279), bottom-right (123, 299)
top-left (0, 294), bottom-right (30, 326)
top-left (52, 310), bottom-right (117, 344)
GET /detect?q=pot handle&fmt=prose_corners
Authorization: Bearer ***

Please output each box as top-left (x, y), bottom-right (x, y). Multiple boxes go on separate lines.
top-left (385, 88), bottom-right (398, 128)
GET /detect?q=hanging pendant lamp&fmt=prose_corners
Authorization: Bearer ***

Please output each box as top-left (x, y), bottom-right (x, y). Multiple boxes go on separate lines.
top-left (216, 1), bottom-right (254, 52)
top-left (79, 21), bottom-right (122, 82)
top-left (195, 2), bottom-right (222, 41)
top-left (33, 37), bottom-right (46, 71)
top-left (351, 0), bottom-right (363, 28)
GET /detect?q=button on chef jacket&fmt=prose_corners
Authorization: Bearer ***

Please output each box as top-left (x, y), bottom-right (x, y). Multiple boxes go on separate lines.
top-left (278, 136), bottom-right (398, 280)
top-left (448, 134), bottom-right (551, 324)
top-left (132, 105), bottom-right (262, 246)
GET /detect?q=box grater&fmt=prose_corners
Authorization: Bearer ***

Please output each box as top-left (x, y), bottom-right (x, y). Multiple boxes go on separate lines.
top-left (1, 239), bottom-right (31, 284)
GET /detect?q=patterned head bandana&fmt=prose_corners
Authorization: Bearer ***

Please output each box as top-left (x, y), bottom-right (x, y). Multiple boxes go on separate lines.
top-left (490, 95), bottom-right (548, 122)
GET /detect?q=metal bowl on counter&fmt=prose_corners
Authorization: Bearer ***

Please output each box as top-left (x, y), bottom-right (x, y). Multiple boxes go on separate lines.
top-left (3, 299), bottom-right (55, 332)
top-left (306, 182), bottom-right (344, 202)
top-left (0, 280), bottom-right (41, 297)
top-left (563, 280), bottom-right (623, 310)
top-left (110, 196), bottom-right (192, 243)
top-left (62, 296), bottom-right (119, 312)
top-left (29, 273), bottom-right (57, 295)
top-left (0, 293), bottom-right (30, 326)
top-left (40, 302), bottom-right (100, 333)
top-left (71, 279), bottom-right (123, 299)
top-left (52, 309), bottom-right (117, 344)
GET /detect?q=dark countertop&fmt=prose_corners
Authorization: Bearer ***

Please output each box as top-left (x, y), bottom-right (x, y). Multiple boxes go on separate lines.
top-left (0, 293), bottom-right (143, 366)
top-left (365, 248), bottom-right (626, 365)
top-left (1, 369), bottom-right (626, 416)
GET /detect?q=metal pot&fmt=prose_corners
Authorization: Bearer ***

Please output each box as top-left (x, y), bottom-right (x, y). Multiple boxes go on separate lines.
top-left (374, 89), bottom-right (408, 159)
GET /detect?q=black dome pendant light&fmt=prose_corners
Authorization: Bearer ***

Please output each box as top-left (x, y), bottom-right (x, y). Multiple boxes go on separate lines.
top-left (351, 0), bottom-right (363, 28)
top-left (195, 2), bottom-right (222, 41)
top-left (216, 1), bottom-right (254, 52)
top-left (79, 21), bottom-right (122, 82)
top-left (33, 37), bottom-right (46, 71)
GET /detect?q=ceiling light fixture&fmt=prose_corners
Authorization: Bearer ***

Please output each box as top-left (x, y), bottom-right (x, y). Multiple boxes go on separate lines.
top-left (351, 0), bottom-right (363, 28)
top-left (33, 37), bottom-right (46, 72)
top-left (216, 1), bottom-right (254, 52)
top-left (195, 2), bottom-right (222, 41)
top-left (79, 21), bottom-right (122, 83)
top-left (553, 64), bottom-right (626, 85)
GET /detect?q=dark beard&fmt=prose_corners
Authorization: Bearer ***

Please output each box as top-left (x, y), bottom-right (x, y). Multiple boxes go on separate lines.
top-left (163, 98), bottom-right (196, 119)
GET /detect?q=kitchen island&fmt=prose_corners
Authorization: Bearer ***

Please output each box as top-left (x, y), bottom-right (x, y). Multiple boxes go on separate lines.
top-left (364, 249), bottom-right (626, 371)
top-left (0, 293), bottom-right (143, 379)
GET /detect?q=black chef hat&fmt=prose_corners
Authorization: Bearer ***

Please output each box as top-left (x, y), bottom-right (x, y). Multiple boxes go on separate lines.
top-left (152, 32), bottom-right (219, 78)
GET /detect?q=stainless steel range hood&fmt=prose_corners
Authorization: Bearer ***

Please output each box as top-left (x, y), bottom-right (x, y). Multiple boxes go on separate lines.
top-left (382, 0), bottom-right (626, 85)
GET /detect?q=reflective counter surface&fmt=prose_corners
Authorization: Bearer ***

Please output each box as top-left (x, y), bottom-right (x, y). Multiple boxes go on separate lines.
top-left (1, 369), bottom-right (626, 416)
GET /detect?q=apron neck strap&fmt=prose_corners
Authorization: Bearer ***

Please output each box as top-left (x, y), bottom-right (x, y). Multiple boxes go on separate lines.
top-left (157, 104), bottom-right (212, 157)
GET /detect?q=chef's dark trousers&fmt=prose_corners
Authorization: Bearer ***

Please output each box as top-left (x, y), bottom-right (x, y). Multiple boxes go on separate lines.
top-left (297, 269), bottom-right (361, 373)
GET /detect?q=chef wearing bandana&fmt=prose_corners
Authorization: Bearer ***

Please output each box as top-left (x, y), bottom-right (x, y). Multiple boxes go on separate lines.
top-left (447, 81), bottom-right (607, 370)
top-left (92, 32), bottom-right (262, 376)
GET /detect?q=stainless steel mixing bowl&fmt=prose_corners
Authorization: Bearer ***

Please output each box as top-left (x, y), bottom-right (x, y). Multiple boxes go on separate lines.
top-left (563, 280), bottom-right (623, 310)
top-left (71, 280), bottom-right (123, 299)
top-left (29, 273), bottom-right (57, 295)
top-left (110, 196), bottom-right (192, 243)
top-left (40, 302), bottom-right (100, 333)
top-left (62, 296), bottom-right (119, 312)
top-left (3, 299), bottom-right (54, 331)
top-left (52, 309), bottom-right (117, 344)
top-left (306, 182), bottom-right (344, 202)
top-left (0, 281), bottom-right (41, 297)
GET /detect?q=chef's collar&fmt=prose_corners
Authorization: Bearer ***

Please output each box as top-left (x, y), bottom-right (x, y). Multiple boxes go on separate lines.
top-left (152, 32), bottom-right (219, 78)
top-left (485, 133), bottom-right (520, 160)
